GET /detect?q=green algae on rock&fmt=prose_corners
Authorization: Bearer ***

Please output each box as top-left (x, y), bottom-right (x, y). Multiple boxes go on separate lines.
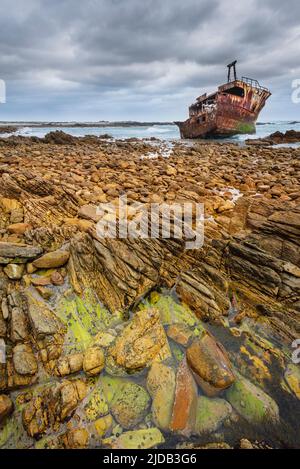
top-left (226, 374), bottom-right (280, 425)
top-left (142, 292), bottom-right (201, 328)
top-left (103, 427), bottom-right (164, 449)
top-left (83, 387), bottom-right (109, 422)
top-left (56, 289), bottom-right (119, 352)
top-left (99, 375), bottom-right (127, 404)
top-left (110, 382), bottom-right (151, 429)
top-left (194, 396), bottom-right (232, 435)
top-left (147, 363), bottom-right (176, 431)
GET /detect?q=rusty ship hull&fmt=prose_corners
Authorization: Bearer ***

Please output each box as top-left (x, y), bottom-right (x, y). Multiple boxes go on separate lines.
top-left (176, 77), bottom-right (271, 139)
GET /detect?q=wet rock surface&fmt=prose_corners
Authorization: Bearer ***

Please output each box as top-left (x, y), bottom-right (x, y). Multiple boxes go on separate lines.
top-left (0, 134), bottom-right (299, 449)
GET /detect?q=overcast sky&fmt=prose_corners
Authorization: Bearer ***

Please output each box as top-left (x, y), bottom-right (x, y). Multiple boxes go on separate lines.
top-left (0, 0), bottom-right (299, 121)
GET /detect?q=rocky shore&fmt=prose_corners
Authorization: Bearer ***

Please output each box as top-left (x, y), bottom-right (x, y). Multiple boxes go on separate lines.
top-left (0, 132), bottom-right (299, 449)
top-left (246, 129), bottom-right (300, 145)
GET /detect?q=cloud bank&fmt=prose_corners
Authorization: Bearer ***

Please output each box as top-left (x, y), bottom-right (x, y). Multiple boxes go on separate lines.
top-left (0, 0), bottom-right (299, 120)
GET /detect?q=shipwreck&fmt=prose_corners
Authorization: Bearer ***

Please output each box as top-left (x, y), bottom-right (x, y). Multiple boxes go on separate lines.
top-left (175, 61), bottom-right (271, 139)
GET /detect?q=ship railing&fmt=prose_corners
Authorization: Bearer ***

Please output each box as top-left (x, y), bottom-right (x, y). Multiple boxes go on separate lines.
top-left (241, 76), bottom-right (269, 92)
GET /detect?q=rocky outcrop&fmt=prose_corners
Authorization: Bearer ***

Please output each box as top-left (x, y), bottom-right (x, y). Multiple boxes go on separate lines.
top-left (0, 136), bottom-right (299, 448)
top-left (246, 130), bottom-right (300, 145)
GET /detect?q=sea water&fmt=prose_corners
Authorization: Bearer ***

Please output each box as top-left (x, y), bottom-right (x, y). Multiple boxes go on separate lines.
top-left (1, 121), bottom-right (300, 144)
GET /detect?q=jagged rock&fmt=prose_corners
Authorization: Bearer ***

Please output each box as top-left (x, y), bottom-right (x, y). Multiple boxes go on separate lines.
top-left (33, 249), bottom-right (69, 269)
top-left (83, 345), bottom-right (105, 376)
top-left (69, 233), bottom-right (163, 312)
top-left (22, 379), bottom-right (87, 438)
top-left (110, 381), bottom-right (151, 429)
top-left (103, 428), bottom-right (165, 449)
top-left (26, 291), bottom-right (65, 337)
top-left (12, 343), bottom-right (38, 376)
top-left (186, 332), bottom-right (235, 396)
top-left (3, 263), bottom-right (25, 280)
top-left (226, 374), bottom-right (280, 425)
top-left (194, 396), bottom-right (232, 435)
top-left (0, 394), bottom-right (13, 422)
top-left (109, 308), bottom-right (169, 371)
top-left (147, 363), bottom-right (176, 431)
top-left (170, 359), bottom-right (198, 437)
top-left (176, 268), bottom-right (230, 321)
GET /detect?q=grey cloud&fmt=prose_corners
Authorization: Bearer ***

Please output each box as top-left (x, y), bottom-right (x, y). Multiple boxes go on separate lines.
top-left (0, 0), bottom-right (299, 120)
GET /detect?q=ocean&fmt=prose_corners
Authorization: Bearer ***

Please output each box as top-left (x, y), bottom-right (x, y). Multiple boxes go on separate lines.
top-left (1, 121), bottom-right (300, 144)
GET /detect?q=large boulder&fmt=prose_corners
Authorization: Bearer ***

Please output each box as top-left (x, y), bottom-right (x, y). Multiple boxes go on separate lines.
top-left (186, 332), bottom-right (235, 396)
top-left (109, 308), bottom-right (169, 371)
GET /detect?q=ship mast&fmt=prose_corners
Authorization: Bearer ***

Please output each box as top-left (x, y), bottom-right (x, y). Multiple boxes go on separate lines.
top-left (227, 60), bottom-right (237, 82)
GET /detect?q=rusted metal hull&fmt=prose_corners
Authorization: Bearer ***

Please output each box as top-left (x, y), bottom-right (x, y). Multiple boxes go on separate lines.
top-left (176, 79), bottom-right (271, 139)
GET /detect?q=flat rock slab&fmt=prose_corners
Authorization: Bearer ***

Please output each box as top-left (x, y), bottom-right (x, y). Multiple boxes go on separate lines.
top-left (0, 242), bottom-right (43, 261)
